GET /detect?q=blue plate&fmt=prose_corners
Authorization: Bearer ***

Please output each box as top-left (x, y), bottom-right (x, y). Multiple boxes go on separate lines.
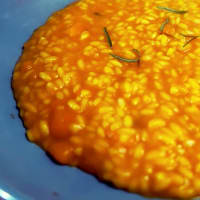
top-left (0, 1), bottom-right (159, 200)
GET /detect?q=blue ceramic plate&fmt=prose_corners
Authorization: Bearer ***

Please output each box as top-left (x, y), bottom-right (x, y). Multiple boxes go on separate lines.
top-left (0, 1), bottom-right (159, 200)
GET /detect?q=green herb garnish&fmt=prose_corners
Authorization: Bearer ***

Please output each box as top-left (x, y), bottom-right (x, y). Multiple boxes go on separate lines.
top-left (180, 33), bottom-right (199, 47)
top-left (157, 6), bottom-right (187, 14)
top-left (160, 18), bottom-right (169, 33)
top-left (103, 27), bottom-right (112, 48)
top-left (183, 36), bottom-right (198, 47)
top-left (163, 32), bottom-right (174, 38)
top-left (110, 53), bottom-right (139, 63)
top-left (180, 33), bottom-right (199, 38)
top-left (110, 49), bottom-right (140, 63)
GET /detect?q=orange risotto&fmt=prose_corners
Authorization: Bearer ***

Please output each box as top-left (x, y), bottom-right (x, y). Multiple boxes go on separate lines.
top-left (12, 0), bottom-right (200, 198)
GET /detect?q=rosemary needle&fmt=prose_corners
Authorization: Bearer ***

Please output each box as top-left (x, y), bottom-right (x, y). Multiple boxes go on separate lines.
top-left (180, 33), bottom-right (199, 37)
top-left (180, 33), bottom-right (199, 47)
top-left (103, 27), bottom-right (112, 48)
top-left (157, 6), bottom-right (187, 14)
top-left (160, 18), bottom-right (169, 33)
top-left (110, 52), bottom-right (139, 63)
top-left (183, 36), bottom-right (198, 47)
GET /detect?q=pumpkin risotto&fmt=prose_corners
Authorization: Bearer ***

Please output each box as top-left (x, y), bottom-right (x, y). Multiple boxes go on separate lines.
top-left (12, 0), bottom-right (200, 198)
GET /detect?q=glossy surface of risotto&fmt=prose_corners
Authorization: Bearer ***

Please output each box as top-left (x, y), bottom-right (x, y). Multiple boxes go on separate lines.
top-left (12, 0), bottom-right (200, 198)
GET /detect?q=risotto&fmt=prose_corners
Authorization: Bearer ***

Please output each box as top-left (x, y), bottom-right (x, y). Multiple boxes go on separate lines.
top-left (12, 0), bottom-right (200, 198)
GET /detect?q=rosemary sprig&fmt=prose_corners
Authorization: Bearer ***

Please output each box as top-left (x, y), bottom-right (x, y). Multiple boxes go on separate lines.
top-left (103, 27), bottom-right (112, 48)
top-left (110, 49), bottom-right (140, 63)
top-left (157, 6), bottom-right (187, 14)
top-left (183, 36), bottom-right (198, 47)
top-left (160, 18), bottom-right (169, 33)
